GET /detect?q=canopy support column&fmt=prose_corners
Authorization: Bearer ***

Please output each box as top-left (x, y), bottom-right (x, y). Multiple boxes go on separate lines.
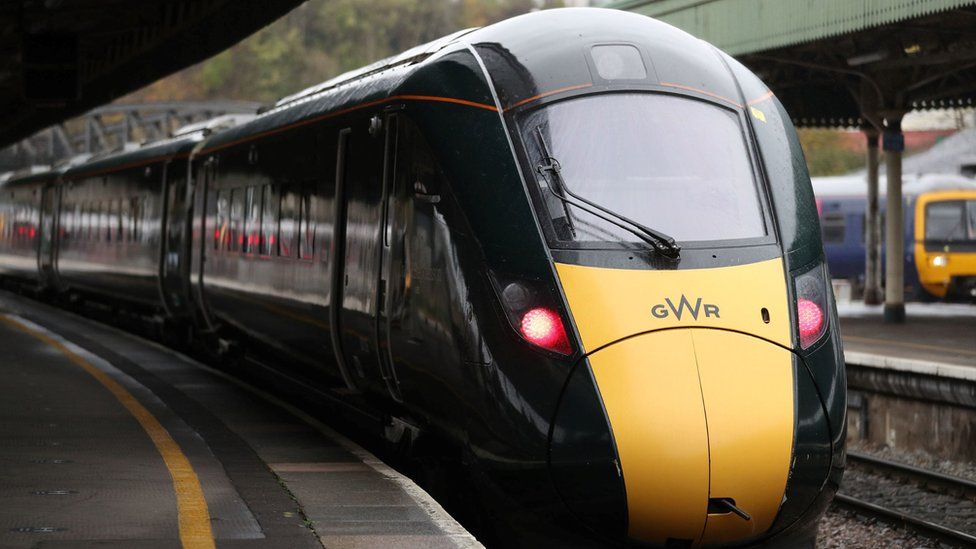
top-left (883, 114), bottom-right (906, 323)
top-left (863, 127), bottom-right (882, 305)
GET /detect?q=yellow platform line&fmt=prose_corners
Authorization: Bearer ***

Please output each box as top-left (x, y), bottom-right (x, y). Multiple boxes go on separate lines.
top-left (0, 314), bottom-right (215, 549)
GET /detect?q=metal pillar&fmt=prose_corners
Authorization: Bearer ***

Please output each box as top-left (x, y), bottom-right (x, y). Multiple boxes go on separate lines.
top-left (883, 114), bottom-right (905, 323)
top-left (863, 128), bottom-right (882, 305)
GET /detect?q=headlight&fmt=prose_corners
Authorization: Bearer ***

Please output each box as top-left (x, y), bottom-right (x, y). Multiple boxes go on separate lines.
top-left (931, 255), bottom-right (948, 267)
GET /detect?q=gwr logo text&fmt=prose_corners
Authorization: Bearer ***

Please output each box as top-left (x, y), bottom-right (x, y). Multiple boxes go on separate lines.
top-left (651, 295), bottom-right (720, 321)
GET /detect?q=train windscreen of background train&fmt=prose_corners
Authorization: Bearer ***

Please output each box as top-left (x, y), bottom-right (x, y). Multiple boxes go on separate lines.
top-left (522, 93), bottom-right (765, 246)
top-left (925, 200), bottom-right (976, 242)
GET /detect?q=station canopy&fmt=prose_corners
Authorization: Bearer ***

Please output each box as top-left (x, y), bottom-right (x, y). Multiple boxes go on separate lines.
top-left (610, 0), bottom-right (976, 127)
top-left (0, 0), bottom-right (304, 148)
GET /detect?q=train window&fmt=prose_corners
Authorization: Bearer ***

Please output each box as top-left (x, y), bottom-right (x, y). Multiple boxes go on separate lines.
top-left (75, 202), bottom-right (81, 241)
top-left (279, 186), bottom-right (298, 257)
top-left (821, 213), bottom-right (845, 243)
top-left (969, 201), bottom-right (976, 240)
top-left (229, 188), bottom-right (245, 252)
top-left (107, 199), bottom-right (117, 243)
top-left (244, 186), bottom-right (262, 254)
top-left (520, 93), bottom-right (765, 246)
top-left (94, 201), bottom-right (102, 242)
top-left (129, 197), bottom-right (141, 243)
top-left (214, 190), bottom-right (228, 251)
top-left (85, 202), bottom-right (93, 241)
top-left (261, 184), bottom-right (278, 256)
top-left (120, 198), bottom-right (129, 244)
top-left (299, 189), bottom-right (315, 260)
top-left (925, 200), bottom-right (975, 242)
top-left (100, 200), bottom-right (107, 242)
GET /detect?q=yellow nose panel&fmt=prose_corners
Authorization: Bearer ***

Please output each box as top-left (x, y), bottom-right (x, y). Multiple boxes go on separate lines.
top-left (586, 329), bottom-right (709, 544)
top-left (554, 258), bottom-right (792, 351)
top-left (693, 329), bottom-right (794, 544)
top-left (558, 259), bottom-right (795, 546)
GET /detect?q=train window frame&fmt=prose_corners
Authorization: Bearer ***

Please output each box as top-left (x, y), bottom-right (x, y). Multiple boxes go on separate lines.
top-left (229, 187), bottom-right (245, 253)
top-left (129, 196), bottom-right (141, 244)
top-left (260, 184), bottom-right (278, 257)
top-left (119, 197), bottom-right (129, 244)
top-left (821, 213), bottom-right (845, 244)
top-left (508, 88), bottom-right (778, 254)
top-left (214, 189), bottom-right (228, 252)
top-left (244, 185), bottom-right (262, 255)
top-left (278, 184), bottom-right (299, 258)
top-left (924, 199), bottom-right (976, 243)
top-left (298, 184), bottom-right (315, 261)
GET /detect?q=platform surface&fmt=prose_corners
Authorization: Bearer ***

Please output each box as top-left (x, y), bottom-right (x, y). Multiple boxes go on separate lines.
top-left (838, 301), bottom-right (976, 376)
top-left (0, 291), bottom-right (479, 549)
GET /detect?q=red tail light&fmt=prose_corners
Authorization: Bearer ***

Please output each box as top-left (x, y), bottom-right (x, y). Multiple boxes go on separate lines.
top-left (797, 298), bottom-right (824, 348)
top-left (520, 308), bottom-right (570, 354)
top-left (794, 265), bottom-right (829, 350)
top-left (490, 274), bottom-right (575, 357)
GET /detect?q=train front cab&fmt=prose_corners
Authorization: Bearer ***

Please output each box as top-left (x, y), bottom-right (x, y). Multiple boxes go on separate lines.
top-left (529, 95), bottom-right (840, 547)
top-left (913, 190), bottom-right (976, 300)
top-left (467, 11), bottom-right (846, 545)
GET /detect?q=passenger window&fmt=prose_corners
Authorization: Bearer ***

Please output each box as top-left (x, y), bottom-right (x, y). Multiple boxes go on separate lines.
top-left (129, 197), bottom-right (141, 243)
top-left (101, 200), bottom-right (109, 242)
top-left (278, 186), bottom-right (299, 257)
top-left (107, 199), bottom-right (117, 243)
top-left (85, 202), bottom-right (93, 241)
top-left (70, 203), bottom-right (77, 242)
top-left (229, 188), bottom-right (245, 252)
top-left (261, 184), bottom-right (279, 256)
top-left (215, 190), bottom-right (228, 251)
top-left (245, 186), bottom-right (261, 254)
top-left (822, 213), bottom-right (845, 243)
top-left (118, 198), bottom-right (127, 243)
top-left (299, 188), bottom-right (315, 260)
top-left (114, 199), bottom-right (123, 243)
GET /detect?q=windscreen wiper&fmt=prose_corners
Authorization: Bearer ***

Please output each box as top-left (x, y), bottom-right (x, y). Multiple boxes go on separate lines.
top-left (534, 127), bottom-right (680, 259)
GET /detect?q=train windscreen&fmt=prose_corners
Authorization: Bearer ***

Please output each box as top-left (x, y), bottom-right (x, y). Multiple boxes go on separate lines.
top-left (520, 93), bottom-right (766, 248)
top-left (925, 200), bottom-right (976, 242)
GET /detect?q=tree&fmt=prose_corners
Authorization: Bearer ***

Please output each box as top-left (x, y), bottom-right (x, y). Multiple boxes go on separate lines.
top-left (123, 0), bottom-right (564, 103)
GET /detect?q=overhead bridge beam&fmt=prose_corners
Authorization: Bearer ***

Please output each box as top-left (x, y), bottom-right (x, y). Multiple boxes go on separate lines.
top-left (0, 101), bottom-right (260, 171)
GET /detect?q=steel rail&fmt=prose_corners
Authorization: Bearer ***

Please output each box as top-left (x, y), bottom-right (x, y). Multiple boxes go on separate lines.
top-left (833, 493), bottom-right (976, 547)
top-left (848, 451), bottom-right (976, 500)
top-left (834, 451), bottom-right (976, 547)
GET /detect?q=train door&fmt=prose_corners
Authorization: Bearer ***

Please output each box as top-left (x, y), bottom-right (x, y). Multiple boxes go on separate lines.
top-left (331, 114), bottom-right (402, 399)
top-left (38, 184), bottom-right (60, 289)
top-left (377, 114), bottom-right (403, 401)
top-left (191, 158), bottom-right (217, 330)
top-left (160, 159), bottom-right (191, 316)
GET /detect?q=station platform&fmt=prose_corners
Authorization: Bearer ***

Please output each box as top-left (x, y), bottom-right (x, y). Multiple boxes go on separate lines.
top-left (838, 302), bottom-right (976, 380)
top-left (0, 291), bottom-right (479, 549)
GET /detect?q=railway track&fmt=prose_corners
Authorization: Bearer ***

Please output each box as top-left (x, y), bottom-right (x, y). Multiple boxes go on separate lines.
top-left (833, 451), bottom-right (976, 547)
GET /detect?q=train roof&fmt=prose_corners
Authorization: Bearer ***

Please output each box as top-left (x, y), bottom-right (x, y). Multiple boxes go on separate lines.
top-left (813, 173), bottom-right (976, 199)
top-left (200, 8), bottom-right (750, 155)
top-left (0, 164), bottom-right (62, 189)
top-left (0, 153), bottom-right (99, 188)
top-left (273, 28), bottom-right (479, 109)
top-left (62, 133), bottom-right (201, 180)
top-left (461, 8), bottom-right (742, 111)
top-left (199, 32), bottom-right (477, 155)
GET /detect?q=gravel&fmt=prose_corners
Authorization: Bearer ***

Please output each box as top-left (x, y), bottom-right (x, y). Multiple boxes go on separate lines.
top-left (816, 440), bottom-right (976, 548)
top-left (817, 507), bottom-right (949, 548)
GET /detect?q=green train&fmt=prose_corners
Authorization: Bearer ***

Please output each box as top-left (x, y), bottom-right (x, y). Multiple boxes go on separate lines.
top-left (0, 8), bottom-right (845, 547)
